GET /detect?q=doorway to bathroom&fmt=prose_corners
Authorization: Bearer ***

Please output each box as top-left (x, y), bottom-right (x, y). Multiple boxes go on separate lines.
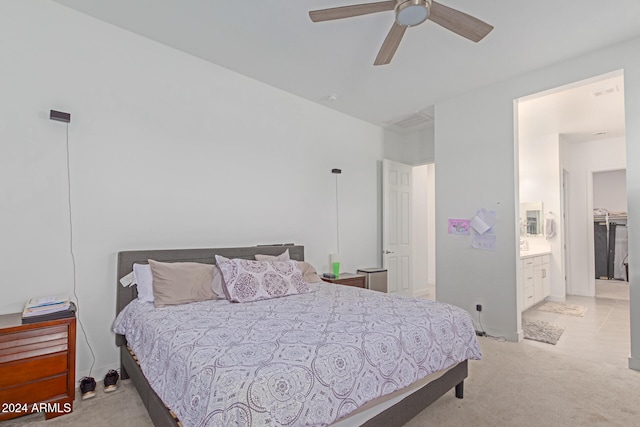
top-left (516, 70), bottom-right (630, 368)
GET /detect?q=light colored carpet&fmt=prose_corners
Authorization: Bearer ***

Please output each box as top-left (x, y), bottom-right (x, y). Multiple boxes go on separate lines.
top-left (0, 380), bottom-right (152, 427)
top-left (522, 318), bottom-right (565, 345)
top-left (405, 338), bottom-right (640, 427)
top-left (4, 339), bottom-right (640, 427)
top-left (535, 301), bottom-right (587, 317)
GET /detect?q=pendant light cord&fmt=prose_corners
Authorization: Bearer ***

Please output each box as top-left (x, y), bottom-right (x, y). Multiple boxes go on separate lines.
top-left (335, 173), bottom-right (340, 254)
top-left (65, 123), bottom-right (96, 379)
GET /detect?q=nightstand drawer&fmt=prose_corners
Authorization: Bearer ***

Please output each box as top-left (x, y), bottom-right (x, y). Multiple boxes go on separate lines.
top-left (0, 325), bottom-right (68, 363)
top-left (0, 325), bottom-right (68, 348)
top-left (321, 273), bottom-right (366, 288)
top-left (0, 373), bottom-right (68, 405)
top-left (0, 352), bottom-right (68, 388)
top-left (0, 340), bottom-right (68, 363)
top-left (336, 277), bottom-right (365, 288)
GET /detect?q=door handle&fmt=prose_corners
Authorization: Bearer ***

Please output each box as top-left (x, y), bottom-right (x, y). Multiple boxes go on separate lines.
top-left (383, 250), bottom-right (395, 254)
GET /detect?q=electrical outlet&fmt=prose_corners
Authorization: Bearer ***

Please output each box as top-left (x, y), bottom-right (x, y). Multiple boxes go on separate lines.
top-left (476, 304), bottom-right (482, 312)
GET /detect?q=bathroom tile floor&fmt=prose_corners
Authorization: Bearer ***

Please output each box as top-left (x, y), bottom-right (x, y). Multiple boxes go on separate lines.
top-left (522, 280), bottom-right (630, 368)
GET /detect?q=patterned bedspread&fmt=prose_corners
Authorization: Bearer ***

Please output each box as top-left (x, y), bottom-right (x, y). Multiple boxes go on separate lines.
top-left (113, 282), bottom-right (481, 427)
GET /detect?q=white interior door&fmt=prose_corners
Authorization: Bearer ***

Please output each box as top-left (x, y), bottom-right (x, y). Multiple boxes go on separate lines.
top-left (383, 159), bottom-right (412, 296)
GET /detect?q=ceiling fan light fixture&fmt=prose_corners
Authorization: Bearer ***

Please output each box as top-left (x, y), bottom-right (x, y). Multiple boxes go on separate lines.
top-left (396, 0), bottom-right (430, 27)
top-left (309, 0), bottom-right (492, 65)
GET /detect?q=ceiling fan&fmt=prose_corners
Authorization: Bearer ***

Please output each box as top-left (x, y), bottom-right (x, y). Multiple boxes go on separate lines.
top-left (309, 0), bottom-right (493, 65)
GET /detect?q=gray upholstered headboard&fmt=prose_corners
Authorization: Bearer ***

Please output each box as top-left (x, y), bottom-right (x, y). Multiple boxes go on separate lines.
top-left (115, 245), bottom-right (304, 346)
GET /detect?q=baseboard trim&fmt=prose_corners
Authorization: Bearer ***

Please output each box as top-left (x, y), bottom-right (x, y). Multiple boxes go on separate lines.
top-left (546, 295), bottom-right (566, 303)
top-left (413, 289), bottom-right (430, 298)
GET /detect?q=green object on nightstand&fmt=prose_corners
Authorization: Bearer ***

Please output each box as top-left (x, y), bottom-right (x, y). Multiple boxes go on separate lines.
top-left (332, 261), bottom-right (340, 277)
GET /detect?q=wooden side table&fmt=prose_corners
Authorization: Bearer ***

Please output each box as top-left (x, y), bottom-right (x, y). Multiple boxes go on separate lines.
top-left (321, 273), bottom-right (366, 288)
top-left (0, 313), bottom-right (76, 421)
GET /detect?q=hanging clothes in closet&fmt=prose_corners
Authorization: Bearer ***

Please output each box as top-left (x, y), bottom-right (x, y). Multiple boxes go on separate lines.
top-left (593, 209), bottom-right (628, 280)
top-left (594, 222), bottom-right (608, 279)
top-left (607, 222), bottom-right (617, 280)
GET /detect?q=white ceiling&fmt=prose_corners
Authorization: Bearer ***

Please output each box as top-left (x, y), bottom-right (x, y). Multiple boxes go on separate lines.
top-left (53, 0), bottom-right (639, 135)
top-left (518, 72), bottom-right (626, 144)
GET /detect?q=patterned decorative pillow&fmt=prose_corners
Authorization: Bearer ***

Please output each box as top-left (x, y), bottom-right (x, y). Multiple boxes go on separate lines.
top-left (215, 255), bottom-right (310, 302)
top-left (254, 250), bottom-right (322, 283)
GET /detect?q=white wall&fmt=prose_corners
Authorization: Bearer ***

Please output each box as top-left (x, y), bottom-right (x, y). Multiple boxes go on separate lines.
top-left (382, 129), bottom-right (407, 162)
top-left (562, 137), bottom-right (627, 295)
top-left (404, 126), bottom-right (435, 165)
top-left (0, 1), bottom-right (386, 379)
top-left (435, 34), bottom-right (640, 368)
top-left (436, 84), bottom-right (520, 340)
top-left (383, 125), bottom-right (435, 166)
top-left (593, 169), bottom-right (627, 212)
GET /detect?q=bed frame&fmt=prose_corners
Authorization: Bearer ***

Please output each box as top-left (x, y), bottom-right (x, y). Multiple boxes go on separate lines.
top-left (115, 245), bottom-right (467, 427)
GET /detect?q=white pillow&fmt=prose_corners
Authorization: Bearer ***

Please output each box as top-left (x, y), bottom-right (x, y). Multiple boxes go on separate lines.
top-left (212, 265), bottom-right (225, 298)
top-left (148, 260), bottom-right (217, 306)
top-left (134, 262), bottom-right (224, 302)
top-left (133, 263), bottom-right (154, 302)
top-left (254, 249), bottom-right (290, 262)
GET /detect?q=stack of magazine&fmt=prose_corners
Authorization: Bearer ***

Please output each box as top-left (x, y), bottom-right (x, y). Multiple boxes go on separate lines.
top-left (22, 295), bottom-right (76, 324)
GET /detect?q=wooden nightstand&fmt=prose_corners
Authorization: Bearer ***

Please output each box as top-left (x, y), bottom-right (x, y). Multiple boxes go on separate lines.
top-left (321, 273), bottom-right (366, 288)
top-left (0, 313), bottom-right (76, 421)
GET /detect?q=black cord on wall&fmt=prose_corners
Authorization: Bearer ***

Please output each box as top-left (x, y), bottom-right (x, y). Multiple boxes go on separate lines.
top-left (476, 309), bottom-right (506, 342)
top-left (57, 115), bottom-right (96, 379)
top-left (332, 168), bottom-right (341, 254)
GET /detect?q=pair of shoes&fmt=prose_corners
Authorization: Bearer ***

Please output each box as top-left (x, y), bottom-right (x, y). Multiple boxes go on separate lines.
top-left (104, 369), bottom-right (119, 392)
top-left (80, 377), bottom-right (96, 400)
top-left (80, 370), bottom-right (119, 398)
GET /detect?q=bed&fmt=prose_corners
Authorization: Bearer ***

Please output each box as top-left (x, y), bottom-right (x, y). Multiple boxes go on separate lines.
top-left (114, 245), bottom-right (481, 427)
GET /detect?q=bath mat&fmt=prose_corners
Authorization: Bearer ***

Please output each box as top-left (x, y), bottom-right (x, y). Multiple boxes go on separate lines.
top-left (535, 301), bottom-right (586, 317)
top-left (523, 319), bottom-right (565, 345)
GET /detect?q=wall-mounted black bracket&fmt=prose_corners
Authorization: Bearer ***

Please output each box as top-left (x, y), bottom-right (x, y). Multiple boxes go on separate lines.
top-left (50, 110), bottom-right (71, 123)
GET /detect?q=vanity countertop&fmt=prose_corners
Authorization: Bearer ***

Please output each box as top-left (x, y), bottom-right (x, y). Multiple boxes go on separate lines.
top-left (520, 248), bottom-right (551, 259)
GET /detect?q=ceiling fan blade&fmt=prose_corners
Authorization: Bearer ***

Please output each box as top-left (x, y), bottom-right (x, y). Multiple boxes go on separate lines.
top-left (374, 22), bottom-right (407, 66)
top-left (309, 1), bottom-right (396, 22)
top-left (429, 1), bottom-right (494, 42)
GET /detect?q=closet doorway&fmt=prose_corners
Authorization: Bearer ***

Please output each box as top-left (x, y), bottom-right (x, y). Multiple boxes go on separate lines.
top-left (592, 168), bottom-right (629, 300)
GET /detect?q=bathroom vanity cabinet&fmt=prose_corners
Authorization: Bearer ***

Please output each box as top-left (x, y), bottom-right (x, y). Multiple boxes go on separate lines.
top-left (521, 253), bottom-right (550, 310)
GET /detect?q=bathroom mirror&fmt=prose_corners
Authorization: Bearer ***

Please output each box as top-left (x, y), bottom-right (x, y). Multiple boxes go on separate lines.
top-left (520, 202), bottom-right (543, 236)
